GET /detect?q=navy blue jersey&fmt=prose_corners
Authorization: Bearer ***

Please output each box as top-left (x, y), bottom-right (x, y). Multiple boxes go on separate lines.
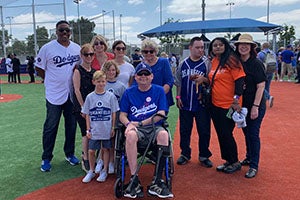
top-left (175, 56), bottom-right (211, 111)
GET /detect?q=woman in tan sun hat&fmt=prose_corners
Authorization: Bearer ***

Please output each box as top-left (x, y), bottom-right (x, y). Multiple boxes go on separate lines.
top-left (235, 33), bottom-right (267, 178)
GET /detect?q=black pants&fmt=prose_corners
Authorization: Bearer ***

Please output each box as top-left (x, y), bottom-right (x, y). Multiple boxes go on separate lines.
top-left (210, 105), bottom-right (238, 164)
top-left (13, 71), bottom-right (21, 83)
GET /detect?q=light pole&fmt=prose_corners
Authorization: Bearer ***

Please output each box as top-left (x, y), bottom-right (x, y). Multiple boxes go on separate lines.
top-left (102, 10), bottom-right (106, 36)
top-left (160, 0), bottom-right (162, 26)
top-left (120, 14), bottom-right (122, 40)
top-left (267, 0), bottom-right (270, 41)
top-left (6, 16), bottom-right (13, 36)
top-left (226, 2), bottom-right (235, 19)
top-left (73, 0), bottom-right (81, 45)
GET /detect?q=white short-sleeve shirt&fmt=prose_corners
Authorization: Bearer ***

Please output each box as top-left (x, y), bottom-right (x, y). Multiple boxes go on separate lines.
top-left (35, 40), bottom-right (81, 105)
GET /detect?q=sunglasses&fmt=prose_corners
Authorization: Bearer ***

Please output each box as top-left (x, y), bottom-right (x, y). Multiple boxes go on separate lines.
top-left (83, 52), bottom-right (95, 57)
top-left (116, 47), bottom-right (126, 51)
top-left (137, 71), bottom-right (151, 76)
top-left (58, 28), bottom-right (71, 33)
top-left (142, 50), bottom-right (154, 54)
top-left (94, 41), bottom-right (105, 46)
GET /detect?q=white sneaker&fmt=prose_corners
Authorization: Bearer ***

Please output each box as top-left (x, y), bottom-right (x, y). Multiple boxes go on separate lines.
top-left (108, 162), bottom-right (114, 174)
top-left (97, 170), bottom-right (108, 182)
top-left (82, 170), bottom-right (95, 183)
top-left (279, 79), bottom-right (283, 82)
top-left (95, 159), bottom-right (103, 173)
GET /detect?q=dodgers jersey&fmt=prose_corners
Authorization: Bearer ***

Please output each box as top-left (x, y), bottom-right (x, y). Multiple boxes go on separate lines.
top-left (120, 84), bottom-right (168, 126)
top-left (35, 40), bottom-right (81, 105)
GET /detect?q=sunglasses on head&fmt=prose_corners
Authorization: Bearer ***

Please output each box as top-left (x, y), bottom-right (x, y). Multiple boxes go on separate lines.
top-left (137, 71), bottom-right (151, 76)
top-left (58, 28), bottom-right (71, 33)
top-left (94, 41), bottom-right (105, 46)
top-left (116, 47), bottom-right (126, 51)
top-left (142, 50), bottom-right (154, 54)
top-left (83, 52), bottom-right (95, 57)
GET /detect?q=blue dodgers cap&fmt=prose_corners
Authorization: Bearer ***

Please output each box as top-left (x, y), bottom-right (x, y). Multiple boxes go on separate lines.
top-left (286, 44), bottom-right (292, 48)
top-left (135, 62), bottom-right (152, 74)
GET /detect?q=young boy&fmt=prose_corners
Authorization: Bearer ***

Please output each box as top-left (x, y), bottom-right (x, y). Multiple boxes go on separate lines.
top-left (81, 70), bottom-right (119, 183)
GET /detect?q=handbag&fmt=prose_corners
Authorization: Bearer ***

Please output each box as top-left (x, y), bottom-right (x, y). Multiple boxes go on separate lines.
top-left (199, 65), bottom-right (220, 107)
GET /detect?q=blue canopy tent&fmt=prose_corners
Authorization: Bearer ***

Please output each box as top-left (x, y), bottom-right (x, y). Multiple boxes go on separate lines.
top-left (138, 18), bottom-right (281, 38)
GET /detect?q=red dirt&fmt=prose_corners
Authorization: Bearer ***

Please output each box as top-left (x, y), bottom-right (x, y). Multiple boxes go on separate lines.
top-left (0, 94), bottom-right (23, 103)
top-left (16, 81), bottom-right (300, 200)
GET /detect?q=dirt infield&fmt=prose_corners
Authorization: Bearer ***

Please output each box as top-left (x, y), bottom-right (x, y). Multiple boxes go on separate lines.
top-left (16, 81), bottom-right (300, 200)
top-left (0, 94), bottom-right (23, 103)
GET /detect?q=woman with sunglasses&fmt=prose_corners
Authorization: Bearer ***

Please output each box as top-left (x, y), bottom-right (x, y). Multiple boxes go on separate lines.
top-left (139, 39), bottom-right (174, 109)
top-left (72, 43), bottom-right (96, 173)
top-left (112, 40), bottom-right (135, 87)
top-left (90, 35), bottom-right (114, 70)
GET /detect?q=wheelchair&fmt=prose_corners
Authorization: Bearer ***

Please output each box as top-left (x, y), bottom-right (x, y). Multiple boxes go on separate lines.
top-left (113, 113), bottom-right (175, 198)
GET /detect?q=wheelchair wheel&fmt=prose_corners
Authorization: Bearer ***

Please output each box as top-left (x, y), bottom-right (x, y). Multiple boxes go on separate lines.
top-left (114, 177), bottom-right (123, 198)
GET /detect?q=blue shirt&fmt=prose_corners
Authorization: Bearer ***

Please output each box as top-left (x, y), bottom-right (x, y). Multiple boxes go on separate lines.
top-left (281, 49), bottom-right (294, 64)
top-left (120, 84), bottom-right (168, 126)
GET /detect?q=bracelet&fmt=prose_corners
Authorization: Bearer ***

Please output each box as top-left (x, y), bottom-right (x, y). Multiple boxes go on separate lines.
top-left (86, 130), bottom-right (90, 133)
top-left (253, 104), bottom-right (260, 107)
top-left (125, 121), bottom-right (131, 127)
top-left (176, 95), bottom-right (181, 100)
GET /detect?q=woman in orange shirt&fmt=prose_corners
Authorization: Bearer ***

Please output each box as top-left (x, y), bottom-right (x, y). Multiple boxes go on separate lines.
top-left (90, 35), bottom-right (114, 70)
top-left (208, 37), bottom-right (246, 174)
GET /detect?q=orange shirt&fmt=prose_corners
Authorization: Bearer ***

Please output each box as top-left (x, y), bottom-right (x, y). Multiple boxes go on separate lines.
top-left (91, 52), bottom-right (114, 70)
top-left (209, 57), bottom-right (245, 109)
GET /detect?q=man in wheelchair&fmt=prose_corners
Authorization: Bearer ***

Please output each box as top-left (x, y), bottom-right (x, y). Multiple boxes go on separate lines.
top-left (119, 63), bottom-right (174, 198)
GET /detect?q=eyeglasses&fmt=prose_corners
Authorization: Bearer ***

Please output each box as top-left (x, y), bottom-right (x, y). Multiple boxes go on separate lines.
top-left (83, 52), bottom-right (95, 57)
top-left (116, 47), bottom-right (126, 51)
top-left (137, 71), bottom-right (151, 76)
top-left (58, 28), bottom-right (71, 33)
top-left (94, 41), bottom-right (105, 46)
top-left (142, 50), bottom-right (155, 54)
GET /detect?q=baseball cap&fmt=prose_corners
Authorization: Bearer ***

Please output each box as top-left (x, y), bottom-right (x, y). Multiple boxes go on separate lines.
top-left (135, 62), bottom-right (152, 75)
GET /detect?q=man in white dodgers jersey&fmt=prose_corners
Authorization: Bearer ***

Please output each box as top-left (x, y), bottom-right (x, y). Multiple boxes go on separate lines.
top-left (35, 20), bottom-right (81, 172)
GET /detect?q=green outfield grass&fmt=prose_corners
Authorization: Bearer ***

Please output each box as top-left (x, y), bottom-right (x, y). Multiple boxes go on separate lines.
top-left (0, 75), bottom-right (178, 200)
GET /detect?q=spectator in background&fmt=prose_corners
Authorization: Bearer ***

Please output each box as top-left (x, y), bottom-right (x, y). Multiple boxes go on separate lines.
top-left (296, 45), bottom-right (300, 84)
top-left (35, 20), bottom-right (81, 172)
top-left (170, 53), bottom-right (177, 76)
top-left (160, 52), bottom-right (168, 58)
top-left (279, 44), bottom-right (294, 82)
top-left (131, 48), bottom-right (143, 68)
top-left (257, 42), bottom-right (277, 107)
top-left (26, 56), bottom-right (35, 83)
top-left (90, 35), bottom-right (114, 70)
top-left (5, 54), bottom-right (13, 83)
top-left (208, 37), bottom-right (245, 174)
top-left (12, 53), bottom-right (21, 83)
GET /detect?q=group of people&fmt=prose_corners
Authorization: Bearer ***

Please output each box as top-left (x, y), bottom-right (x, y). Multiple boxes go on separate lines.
top-left (35, 18), bottom-right (281, 199)
top-left (174, 34), bottom-right (267, 180)
top-left (3, 53), bottom-right (21, 83)
top-left (36, 20), bottom-right (174, 198)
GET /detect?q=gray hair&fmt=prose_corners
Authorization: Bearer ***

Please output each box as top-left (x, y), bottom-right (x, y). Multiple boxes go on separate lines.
top-left (141, 39), bottom-right (159, 53)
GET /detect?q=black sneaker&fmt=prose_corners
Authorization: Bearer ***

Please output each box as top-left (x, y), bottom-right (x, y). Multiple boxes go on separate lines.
top-left (176, 155), bottom-right (189, 165)
top-left (240, 158), bottom-right (250, 166)
top-left (216, 162), bottom-right (230, 172)
top-left (124, 176), bottom-right (144, 198)
top-left (199, 158), bottom-right (213, 168)
top-left (148, 179), bottom-right (174, 198)
top-left (223, 162), bottom-right (242, 174)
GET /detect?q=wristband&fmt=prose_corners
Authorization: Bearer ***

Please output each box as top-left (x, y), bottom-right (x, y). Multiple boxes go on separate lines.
top-left (86, 130), bottom-right (90, 133)
top-left (176, 95), bottom-right (181, 100)
top-left (233, 95), bottom-right (240, 100)
top-left (125, 121), bottom-right (131, 127)
top-left (253, 104), bottom-right (259, 107)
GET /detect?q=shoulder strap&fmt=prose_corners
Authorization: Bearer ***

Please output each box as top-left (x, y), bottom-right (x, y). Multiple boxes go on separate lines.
top-left (210, 64), bottom-right (221, 87)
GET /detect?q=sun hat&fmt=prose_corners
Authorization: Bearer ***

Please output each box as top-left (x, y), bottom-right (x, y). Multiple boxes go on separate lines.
top-left (135, 62), bottom-right (152, 74)
top-left (234, 34), bottom-right (257, 47)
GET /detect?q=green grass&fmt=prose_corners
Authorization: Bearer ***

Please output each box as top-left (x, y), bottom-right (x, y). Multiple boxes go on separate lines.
top-left (0, 75), bottom-right (178, 200)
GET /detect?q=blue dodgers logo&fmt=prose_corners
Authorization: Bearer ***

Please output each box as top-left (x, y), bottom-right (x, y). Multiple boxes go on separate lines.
top-left (53, 54), bottom-right (80, 68)
top-left (97, 101), bottom-right (103, 107)
top-left (131, 99), bottom-right (158, 118)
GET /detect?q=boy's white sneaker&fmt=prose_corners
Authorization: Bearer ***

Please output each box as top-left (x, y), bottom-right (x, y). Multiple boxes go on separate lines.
top-left (108, 162), bottom-right (114, 174)
top-left (95, 159), bottom-right (103, 174)
top-left (97, 170), bottom-right (108, 182)
top-left (82, 171), bottom-right (95, 183)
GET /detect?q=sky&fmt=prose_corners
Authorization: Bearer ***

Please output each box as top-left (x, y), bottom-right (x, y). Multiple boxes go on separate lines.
top-left (1, 0), bottom-right (300, 47)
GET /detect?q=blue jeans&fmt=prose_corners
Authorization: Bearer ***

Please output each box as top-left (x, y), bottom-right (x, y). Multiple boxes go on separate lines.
top-left (42, 97), bottom-right (77, 161)
top-left (264, 72), bottom-right (273, 100)
top-left (179, 108), bottom-right (212, 160)
top-left (242, 107), bottom-right (266, 170)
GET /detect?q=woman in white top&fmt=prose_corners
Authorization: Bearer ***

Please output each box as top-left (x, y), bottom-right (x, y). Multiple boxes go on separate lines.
top-left (112, 40), bottom-right (135, 87)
